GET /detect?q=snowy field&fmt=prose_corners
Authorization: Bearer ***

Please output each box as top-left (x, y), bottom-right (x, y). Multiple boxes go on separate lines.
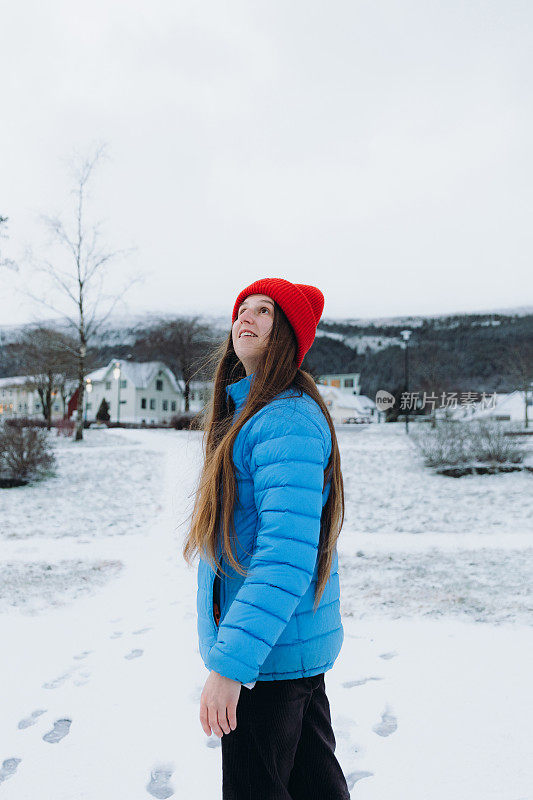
top-left (0, 424), bottom-right (531, 799)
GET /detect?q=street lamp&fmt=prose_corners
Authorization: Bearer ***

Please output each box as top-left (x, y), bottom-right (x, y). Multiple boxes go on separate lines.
top-left (85, 378), bottom-right (92, 422)
top-left (113, 361), bottom-right (121, 424)
top-left (400, 329), bottom-right (412, 433)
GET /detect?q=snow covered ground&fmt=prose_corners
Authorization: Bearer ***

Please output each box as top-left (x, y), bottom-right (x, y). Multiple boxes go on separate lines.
top-left (0, 425), bottom-right (531, 799)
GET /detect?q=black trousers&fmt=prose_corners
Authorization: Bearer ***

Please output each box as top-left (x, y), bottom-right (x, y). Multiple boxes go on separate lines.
top-left (221, 673), bottom-right (351, 800)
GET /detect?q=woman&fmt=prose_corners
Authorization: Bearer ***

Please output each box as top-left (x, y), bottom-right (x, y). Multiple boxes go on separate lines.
top-left (183, 278), bottom-right (350, 799)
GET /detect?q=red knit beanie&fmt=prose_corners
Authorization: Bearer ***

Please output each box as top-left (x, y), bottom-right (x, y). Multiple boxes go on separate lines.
top-left (232, 278), bottom-right (324, 368)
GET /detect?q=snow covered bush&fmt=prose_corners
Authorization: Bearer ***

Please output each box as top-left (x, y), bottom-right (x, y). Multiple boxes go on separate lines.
top-left (411, 419), bottom-right (526, 471)
top-left (0, 425), bottom-right (56, 483)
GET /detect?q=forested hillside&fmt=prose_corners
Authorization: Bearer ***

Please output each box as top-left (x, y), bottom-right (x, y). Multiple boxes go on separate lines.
top-left (1, 310), bottom-right (531, 398)
top-left (306, 312), bottom-right (533, 396)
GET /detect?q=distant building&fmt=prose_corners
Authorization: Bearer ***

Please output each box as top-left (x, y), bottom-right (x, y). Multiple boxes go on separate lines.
top-left (436, 390), bottom-right (532, 426)
top-left (82, 359), bottom-right (212, 424)
top-left (0, 375), bottom-right (66, 421)
top-left (316, 384), bottom-right (382, 424)
top-left (318, 373), bottom-right (361, 394)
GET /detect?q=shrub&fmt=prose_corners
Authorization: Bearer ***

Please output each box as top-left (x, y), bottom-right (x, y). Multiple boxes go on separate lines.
top-left (0, 426), bottom-right (56, 481)
top-left (56, 418), bottom-right (76, 437)
top-left (411, 419), bottom-right (526, 469)
top-left (170, 412), bottom-right (199, 430)
top-left (5, 416), bottom-right (47, 429)
top-left (96, 398), bottom-right (111, 422)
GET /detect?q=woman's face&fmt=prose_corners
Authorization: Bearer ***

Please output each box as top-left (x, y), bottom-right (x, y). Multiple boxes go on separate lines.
top-left (232, 293), bottom-right (275, 375)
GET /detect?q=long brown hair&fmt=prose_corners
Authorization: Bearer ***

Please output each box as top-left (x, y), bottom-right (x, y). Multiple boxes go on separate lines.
top-left (183, 302), bottom-right (344, 611)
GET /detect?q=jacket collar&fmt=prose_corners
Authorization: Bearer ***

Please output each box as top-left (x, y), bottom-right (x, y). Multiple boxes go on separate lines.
top-left (225, 372), bottom-right (255, 412)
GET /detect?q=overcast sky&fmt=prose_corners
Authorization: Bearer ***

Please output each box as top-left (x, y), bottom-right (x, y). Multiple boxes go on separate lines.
top-left (1, 0), bottom-right (531, 328)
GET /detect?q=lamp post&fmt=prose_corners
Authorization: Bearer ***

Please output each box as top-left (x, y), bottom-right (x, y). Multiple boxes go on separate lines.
top-left (85, 378), bottom-right (92, 422)
top-left (113, 361), bottom-right (121, 424)
top-left (401, 329), bottom-right (412, 433)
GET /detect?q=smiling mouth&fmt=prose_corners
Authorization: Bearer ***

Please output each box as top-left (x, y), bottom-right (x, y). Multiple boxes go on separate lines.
top-left (239, 332), bottom-right (258, 338)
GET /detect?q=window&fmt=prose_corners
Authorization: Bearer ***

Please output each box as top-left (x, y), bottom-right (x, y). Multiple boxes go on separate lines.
top-left (86, 402), bottom-right (92, 410)
top-left (141, 398), bottom-right (147, 409)
top-left (156, 379), bottom-right (163, 391)
top-left (171, 401), bottom-right (176, 412)
top-left (150, 399), bottom-right (156, 410)
top-left (162, 400), bottom-right (168, 411)
top-left (344, 378), bottom-right (354, 388)
top-left (331, 379), bottom-right (341, 387)
top-left (105, 381), bottom-right (111, 390)
top-left (120, 379), bottom-right (127, 389)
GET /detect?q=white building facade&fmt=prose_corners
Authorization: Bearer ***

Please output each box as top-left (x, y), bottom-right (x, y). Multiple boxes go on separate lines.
top-left (318, 372), bottom-right (361, 394)
top-left (0, 376), bottom-right (66, 421)
top-left (83, 359), bottom-right (211, 424)
top-left (316, 384), bottom-right (382, 424)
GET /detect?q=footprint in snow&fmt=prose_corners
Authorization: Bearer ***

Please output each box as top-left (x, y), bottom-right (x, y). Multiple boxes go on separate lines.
top-left (42, 670), bottom-right (73, 690)
top-left (372, 708), bottom-right (397, 737)
top-left (0, 758), bottom-right (22, 784)
top-left (18, 709), bottom-right (47, 729)
top-left (125, 649), bottom-right (143, 660)
top-left (206, 737), bottom-right (221, 749)
top-left (146, 763), bottom-right (175, 798)
top-left (345, 770), bottom-right (374, 789)
top-left (342, 677), bottom-right (382, 688)
top-left (73, 650), bottom-right (92, 660)
top-left (133, 627), bottom-right (153, 635)
top-left (42, 718), bottom-right (72, 744)
top-left (110, 631), bottom-right (123, 639)
top-left (379, 651), bottom-right (398, 660)
top-left (73, 669), bottom-right (92, 686)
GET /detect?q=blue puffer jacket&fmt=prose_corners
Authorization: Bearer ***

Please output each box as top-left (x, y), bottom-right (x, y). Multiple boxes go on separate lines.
top-left (196, 371), bottom-right (344, 685)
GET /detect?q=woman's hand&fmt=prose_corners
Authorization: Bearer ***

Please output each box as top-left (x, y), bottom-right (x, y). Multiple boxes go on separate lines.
top-left (199, 670), bottom-right (241, 737)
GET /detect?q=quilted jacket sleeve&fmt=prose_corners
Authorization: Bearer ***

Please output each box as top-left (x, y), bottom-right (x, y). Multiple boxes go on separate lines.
top-left (206, 407), bottom-right (327, 684)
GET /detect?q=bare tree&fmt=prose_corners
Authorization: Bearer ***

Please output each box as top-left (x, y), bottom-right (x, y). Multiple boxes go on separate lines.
top-left (16, 325), bottom-right (79, 428)
top-left (0, 215), bottom-right (18, 271)
top-left (19, 144), bottom-right (142, 440)
top-left (135, 316), bottom-right (217, 411)
top-left (504, 341), bottom-right (533, 428)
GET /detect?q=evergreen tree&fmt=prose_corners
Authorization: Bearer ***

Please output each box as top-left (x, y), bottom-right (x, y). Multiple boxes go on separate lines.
top-left (96, 398), bottom-right (110, 422)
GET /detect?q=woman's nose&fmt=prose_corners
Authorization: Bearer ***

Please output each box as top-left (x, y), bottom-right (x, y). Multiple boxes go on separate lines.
top-left (238, 309), bottom-right (255, 325)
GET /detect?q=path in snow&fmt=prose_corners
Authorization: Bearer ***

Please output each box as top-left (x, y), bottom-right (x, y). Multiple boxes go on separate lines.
top-left (0, 426), bottom-right (531, 799)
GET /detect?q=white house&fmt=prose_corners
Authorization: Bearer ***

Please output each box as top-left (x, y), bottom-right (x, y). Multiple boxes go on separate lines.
top-left (438, 390), bottom-right (532, 426)
top-left (84, 360), bottom-right (179, 424)
top-left (0, 375), bottom-right (66, 421)
top-left (318, 373), bottom-right (361, 394)
top-left (83, 359), bottom-right (212, 424)
top-left (316, 384), bottom-right (381, 424)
